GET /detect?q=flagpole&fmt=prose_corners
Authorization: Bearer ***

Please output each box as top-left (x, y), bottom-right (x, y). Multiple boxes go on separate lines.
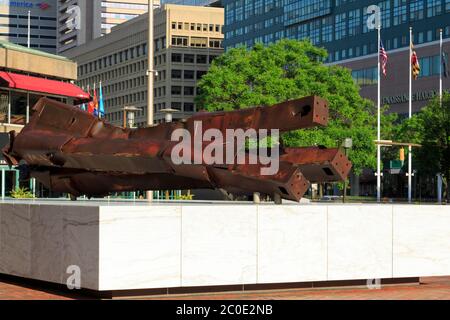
top-left (377, 24), bottom-right (381, 203)
top-left (408, 27), bottom-right (413, 203)
top-left (99, 81), bottom-right (102, 119)
top-left (27, 10), bottom-right (30, 48)
top-left (438, 28), bottom-right (444, 204)
top-left (146, 0), bottom-right (155, 202)
top-left (440, 28), bottom-right (443, 107)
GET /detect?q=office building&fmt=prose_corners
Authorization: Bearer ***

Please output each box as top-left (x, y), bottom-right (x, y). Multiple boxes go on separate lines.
top-left (0, 0), bottom-right (57, 53)
top-left (57, 0), bottom-right (152, 53)
top-left (57, 0), bottom-right (218, 54)
top-left (222, 0), bottom-right (450, 116)
top-left (65, 4), bottom-right (224, 126)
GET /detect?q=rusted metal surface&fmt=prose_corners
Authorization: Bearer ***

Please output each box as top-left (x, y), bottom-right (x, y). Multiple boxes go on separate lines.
top-left (3, 96), bottom-right (352, 202)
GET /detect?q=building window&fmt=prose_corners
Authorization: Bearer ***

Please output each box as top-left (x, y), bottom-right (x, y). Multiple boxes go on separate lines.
top-left (419, 55), bottom-right (441, 77)
top-left (245, 0), bottom-right (254, 18)
top-left (379, 1), bottom-right (391, 28)
top-left (335, 13), bottom-right (347, 40)
top-left (284, 0), bottom-right (332, 26)
top-left (171, 36), bottom-right (188, 47)
top-left (171, 69), bottom-right (182, 79)
top-left (255, 0), bottom-right (263, 15)
top-left (393, 0), bottom-right (408, 26)
top-left (184, 103), bottom-right (194, 112)
top-left (321, 16), bottom-right (333, 42)
top-left (209, 38), bottom-right (222, 48)
top-left (197, 55), bottom-right (207, 64)
top-left (171, 86), bottom-right (182, 95)
top-left (348, 9), bottom-right (361, 37)
top-left (427, 0), bottom-right (442, 17)
top-left (235, 0), bottom-right (244, 21)
top-left (308, 20), bottom-right (321, 44)
top-left (171, 53), bottom-right (182, 63)
top-left (191, 37), bottom-right (207, 47)
top-left (184, 54), bottom-right (194, 63)
top-left (184, 70), bottom-right (195, 79)
top-left (446, 0), bottom-right (450, 11)
top-left (410, 0), bottom-right (425, 21)
top-left (226, 2), bottom-right (235, 24)
top-left (351, 67), bottom-right (378, 86)
top-left (184, 86), bottom-right (195, 96)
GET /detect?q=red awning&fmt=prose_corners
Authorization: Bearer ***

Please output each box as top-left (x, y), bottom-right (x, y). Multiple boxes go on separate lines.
top-left (0, 71), bottom-right (91, 103)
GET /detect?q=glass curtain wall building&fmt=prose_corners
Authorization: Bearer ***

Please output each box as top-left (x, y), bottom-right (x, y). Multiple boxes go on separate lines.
top-left (223, 0), bottom-right (450, 63)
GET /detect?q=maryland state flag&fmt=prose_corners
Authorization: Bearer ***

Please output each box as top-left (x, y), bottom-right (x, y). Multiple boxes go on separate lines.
top-left (411, 42), bottom-right (421, 80)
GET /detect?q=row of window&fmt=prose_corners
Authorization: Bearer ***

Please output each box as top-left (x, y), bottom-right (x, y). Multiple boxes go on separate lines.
top-left (103, 91), bottom-right (147, 112)
top-left (329, 26), bottom-right (450, 62)
top-left (228, 25), bottom-right (450, 63)
top-left (78, 43), bottom-right (148, 76)
top-left (171, 69), bottom-right (208, 80)
top-left (351, 53), bottom-right (447, 86)
top-left (170, 86), bottom-right (197, 96)
top-left (171, 21), bottom-right (223, 34)
top-left (171, 36), bottom-right (223, 48)
top-left (78, 59), bottom-right (147, 88)
top-left (0, 14), bottom-right (56, 21)
top-left (0, 24), bottom-right (56, 30)
top-left (79, 44), bottom-right (219, 78)
top-left (170, 52), bottom-right (218, 64)
top-left (225, 0), bottom-right (284, 25)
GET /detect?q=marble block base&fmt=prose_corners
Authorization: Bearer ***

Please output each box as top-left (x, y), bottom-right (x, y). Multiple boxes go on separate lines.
top-left (0, 201), bottom-right (449, 292)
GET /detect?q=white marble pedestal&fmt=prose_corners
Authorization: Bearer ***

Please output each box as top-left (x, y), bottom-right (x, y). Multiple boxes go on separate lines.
top-left (0, 201), bottom-right (449, 295)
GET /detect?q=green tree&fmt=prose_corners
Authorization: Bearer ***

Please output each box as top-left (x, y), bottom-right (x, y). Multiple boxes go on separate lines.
top-left (196, 39), bottom-right (396, 174)
top-left (397, 93), bottom-right (450, 201)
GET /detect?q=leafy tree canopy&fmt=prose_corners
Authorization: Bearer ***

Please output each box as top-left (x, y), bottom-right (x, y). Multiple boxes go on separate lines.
top-left (397, 93), bottom-right (450, 199)
top-left (196, 39), bottom-right (396, 174)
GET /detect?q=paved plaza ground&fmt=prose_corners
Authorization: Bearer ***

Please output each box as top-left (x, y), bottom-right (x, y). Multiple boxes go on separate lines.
top-left (0, 276), bottom-right (448, 300)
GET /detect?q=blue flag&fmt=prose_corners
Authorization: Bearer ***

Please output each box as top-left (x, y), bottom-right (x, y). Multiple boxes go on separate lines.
top-left (99, 82), bottom-right (105, 118)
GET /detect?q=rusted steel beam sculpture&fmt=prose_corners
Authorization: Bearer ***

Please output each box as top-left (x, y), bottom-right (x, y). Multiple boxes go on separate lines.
top-left (2, 96), bottom-right (352, 202)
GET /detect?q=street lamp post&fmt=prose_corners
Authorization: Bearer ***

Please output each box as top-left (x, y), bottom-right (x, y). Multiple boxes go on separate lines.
top-left (342, 138), bottom-right (353, 203)
top-left (123, 106), bottom-right (142, 129)
top-left (160, 108), bottom-right (179, 123)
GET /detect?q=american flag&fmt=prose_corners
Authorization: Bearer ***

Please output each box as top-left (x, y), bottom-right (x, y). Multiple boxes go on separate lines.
top-left (379, 40), bottom-right (388, 77)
